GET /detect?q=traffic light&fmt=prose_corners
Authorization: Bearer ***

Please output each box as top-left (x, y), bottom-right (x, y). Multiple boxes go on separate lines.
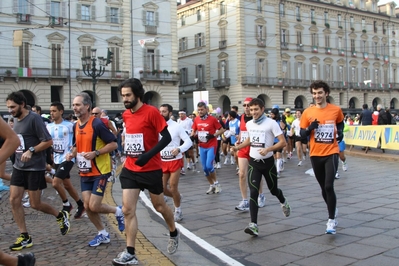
top-left (106, 48), bottom-right (113, 66)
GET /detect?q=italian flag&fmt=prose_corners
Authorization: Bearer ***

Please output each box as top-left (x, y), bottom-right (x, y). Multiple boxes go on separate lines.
top-left (18, 68), bottom-right (32, 77)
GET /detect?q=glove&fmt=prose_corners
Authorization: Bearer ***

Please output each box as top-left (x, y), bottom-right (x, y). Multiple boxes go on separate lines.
top-left (307, 119), bottom-right (319, 131)
top-left (135, 153), bottom-right (151, 167)
top-left (206, 134), bottom-right (215, 141)
top-left (337, 131), bottom-right (344, 143)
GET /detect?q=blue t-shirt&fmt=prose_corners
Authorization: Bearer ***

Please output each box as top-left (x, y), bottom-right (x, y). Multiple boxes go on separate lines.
top-left (229, 118), bottom-right (240, 144)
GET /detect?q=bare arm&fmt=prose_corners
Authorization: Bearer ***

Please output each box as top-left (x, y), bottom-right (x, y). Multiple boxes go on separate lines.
top-left (0, 119), bottom-right (19, 163)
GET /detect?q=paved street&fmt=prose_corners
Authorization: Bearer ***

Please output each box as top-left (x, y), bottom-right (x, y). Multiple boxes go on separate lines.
top-left (1, 146), bottom-right (399, 265)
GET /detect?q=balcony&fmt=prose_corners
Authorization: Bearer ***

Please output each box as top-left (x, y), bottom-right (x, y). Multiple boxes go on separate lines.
top-left (363, 52), bottom-right (369, 60)
top-left (138, 71), bottom-right (180, 84)
top-left (17, 13), bottom-right (31, 24)
top-left (281, 42), bottom-right (288, 50)
top-left (213, 78), bottom-right (230, 88)
top-left (296, 44), bottom-right (304, 52)
top-left (257, 39), bottom-right (266, 47)
top-left (351, 51), bottom-right (357, 57)
top-left (196, 81), bottom-right (206, 90)
top-left (384, 55), bottom-right (389, 63)
top-left (325, 47), bottom-right (332, 54)
top-left (219, 40), bottom-right (227, 49)
top-left (374, 53), bottom-right (381, 60)
top-left (338, 49), bottom-right (345, 56)
top-left (241, 77), bottom-right (311, 87)
top-left (145, 25), bottom-right (157, 35)
top-left (49, 16), bottom-right (64, 27)
top-left (312, 46), bottom-right (318, 53)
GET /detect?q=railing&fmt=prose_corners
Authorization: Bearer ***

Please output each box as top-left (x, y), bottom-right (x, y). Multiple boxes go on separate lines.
top-left (139, 72), bottom-right (180, 82)
top-left (257, 39), bottom-right (266, 47)
top-left (145, 25), bottom-right (157, 35)
top-left (49, 16), bottom-right (64, 26)
top-left (17, 13), bottom-right (31, 24)
top-left (281, 42), bottom-right (288, 50)
top-left (219, 40), bottom-right (227, 49)
top-left (312, 45), bottom-right (318, 53)
top-left (325, 47), bottom-right (332, 54)
top-left (213, 78), bottom-right (230, 88)
top-left (241, 77), bottom-right (310, 87)
top-left (296, 44), bottom-right (304, 52)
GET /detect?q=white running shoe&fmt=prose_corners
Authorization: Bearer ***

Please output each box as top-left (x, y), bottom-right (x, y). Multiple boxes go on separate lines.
top-left (23, 200), bottom-right (31, 208)
top-left (335, 172), bottom-right (340, 179)
top-left (326, 219), bottom-right (337, 234)
top-left (187, 163), bottom-right (191, 170)
top-left (258, 194), bottom-right (266, 208)
top-left (216, 162), bottom-right (221, 169)
top-left (297, 161), bottom-right (302, 166)
top-left (22, 192), bottom-right (29, 202)
top-left (280, 160), bottom-right (284, 171)
top-left (342, 161), bottom-right (348, 171)
top-left (230, 160), bottom-right (235, 165)
top-left (224, 158), bottom-right (229, 165)
top-left (174, 210), bottom-right (183, 222)
top-left (206, 185), bottom-right (215, 194)
top-left (214, 183), bottom-right (222, 193)
top-left (235, 200), bottom-right (249, 211)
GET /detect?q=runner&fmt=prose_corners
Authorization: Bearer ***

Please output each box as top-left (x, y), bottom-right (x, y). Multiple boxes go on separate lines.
top-left (291, 109), bottom-right (308, 166)
top-left (160, 104), bottom-right (192, 222)
top-left (47, 101), bottom-right (85, 218)
top-left (300, 80), bottom-right (344, 234)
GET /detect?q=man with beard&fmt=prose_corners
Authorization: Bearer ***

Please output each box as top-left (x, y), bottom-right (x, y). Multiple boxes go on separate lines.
top-left (159, 104), bottom-right (192, 222)
top-left (113, 78), bottom-right (178, 266)
top-left (6, 92), bottom-right (70, 251)
top-left (66, 92), bottom-right (124, 247)
top-left (191, 101), bottom-right (224, 194)
top-left (300, 80), bottom-right (344, 235)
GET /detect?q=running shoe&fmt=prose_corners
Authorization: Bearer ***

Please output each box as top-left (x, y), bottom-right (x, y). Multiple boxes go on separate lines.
top-left (74, 205), bottom-right (86, 219)
top-left (115, 206), bottom-right (125, 232)
top-left (224, 158), bottom-right (229, 165)
top-left (167, 230), bottom-right (180, 254)
top-left (281, 199), bottom-right (291, 217)
top-left (335, 172), bottom-right (340, 179)
top-left (112, 249), bottom-right (138, 265)
top-left (180, 169), bottom-right (186, 175)
top-left (277, 171), bottom-right (281, 178)
top-left (325, 219), bottom-right (337, 234)
top-left (214, 183), bottom-right (222, 193)
top-left (187, 163), bottom-right (191, 170)
top-left (280, 160), bottom-right (284, 171)
top-left (57, 210), bottom-right (70, 235)
top-left (216, 162), bottom-right (221, 169)
top-left (297, 161), bottom-right (302, 166)
top-left (206, 185), bottom-right (215, 194)
top-left (62, 204), bottom-right (73, 214)
top-left (89, 233), bottom-right (110, 247)
top-left (174, 210), bottom-right (183, 222)
top-left (342, 161), bottom-right (348, 171)
top-left (23, 200), bottom-right (31, 208)
top-left (258, 194), bottom-right (266, 208)
top-left (244, 222), bottom-right (258, 236)
top-left (9, 234), bottom-right (33, 251)
top-left (235, 200), bottom-right (249, 211)
top-left (22, 192), bottom-right (29, 202)
top-left (231, 160), bottom-right (235, 165)
top-left (17, 252), bottom-right (35, 266)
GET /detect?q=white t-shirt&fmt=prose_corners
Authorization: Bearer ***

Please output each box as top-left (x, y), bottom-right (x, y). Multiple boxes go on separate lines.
top-left (177, 117), bottom-right (193, 135)
top-left (246, 117), bottom-right (283, 159)
top-left (291, 118), bottom-right (301, 137)
top-left (160, 119), bottom-right (192, 161)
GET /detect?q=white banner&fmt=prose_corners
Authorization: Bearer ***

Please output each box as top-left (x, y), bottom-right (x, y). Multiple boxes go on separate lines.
top-left (193, 91), bottom-right (209, 111)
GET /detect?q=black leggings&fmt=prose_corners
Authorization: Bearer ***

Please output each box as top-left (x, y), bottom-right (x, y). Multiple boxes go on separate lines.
top-left (215, 139), bottom-right (221, 163)
top-left (311, 154), bottom-right (339, 219)
top-left (248, 157), bottom-right (286, 224)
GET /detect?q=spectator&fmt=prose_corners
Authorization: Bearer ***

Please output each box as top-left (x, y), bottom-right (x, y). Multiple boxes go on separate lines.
top-left (377, 104), bottom-right (390, 125)
top-left (359, 104), bottom-right (372, 125)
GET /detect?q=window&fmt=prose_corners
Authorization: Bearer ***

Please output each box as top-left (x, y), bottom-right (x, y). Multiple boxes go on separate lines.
top-left (374, 69), bottom-right (379, 84)
top-left (282, 61), bottom-right (288, 75)
top-left (362, 19), bottom-right (365, 31)
top-left (197, 10), bottom-right (201, 21)
top-left (311, 9), bottom-right (315, 22)
top-left (338, 66), bottom-right (344, 82)
top-left (51, 1), bottom-right (60, 17)
top-left (82, 5), bottom-right (90, 21)
top-left (219, 60), bottom-right (227, 79)
top-left (297, 62), bottom-right (303, 80)
top-left (373, 41), bottom-right (378, 54)
top-left (362, 40), bottom-right (367, 52)
top-left (279, 3), bottom-right (284, 17)
top-left (220, 1), bottom-right (226, 15)
top-left (325, 64), bottom-right (332, 82)
top-left (258, 58), bottom-right (266, 78)
top-left (81, 45), bottom-right (91, 58)
top-left (338, 14), bottom-right (342, 28)
top-left (351, 67), bottom-right (356, 82)
top-left (179, 37), bottom-right (187, 51)
top-left (196, 64), bottom-right (205, 85)
top-left (383, 23), bottom-right (386, 34)
top-left (374, 21), bottom-right (377, 33)
top-left (147, 49), bottom-right (155, 71)
top-left (324, 12), bottom-right (328, 24)
top-left (180, 68), bottom-right (188, 85)
top-left (296, 6), bottom-right (301, 21)
top-left (51, 43), bottom-right (61, 76)
top-left (350, 16), bottom-right (354, 29)
top-left (338, 37), bottom-right (343, 50)
top-left (350, 39), bottom-right (356, 52)
top-left (110, 8), bottom-right (118, 23)
top-left (51, 86), bottom-right (62, 102)
top-left (109, 47), bottom-right (120, 74)
top-left (257, 25), bottom-right (265, 41)
top-left (281, 29), bottom-right (287, 45)
top-left (195, 33), bottom-right (204, 47)
top-left (146, 11), bottom-right (155, 26)
top-left (220, 26), bottom-right (226, 41)
top-left (18, 0), bottom-right (28, 14)
top-left (297, 31), bottom-right (302, 45)
top-left (325, 35), bottom-right (330, 48)
top-left (257, 0), bottom-right (262, 13)
top-left (111, 87), bottom-right (120, 102)
top-left (360, 0), bottom-right (365, 9)
top-left (312, 63), bottom-right (317, 80)
top-left (311, 33), bottom-right (318, 47)
top-left (363, 67), bottom-right (369, 81)
top-left (19, 42), bottom-right (29, 68)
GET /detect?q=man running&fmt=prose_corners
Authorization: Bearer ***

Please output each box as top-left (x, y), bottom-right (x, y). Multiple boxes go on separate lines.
top-left (191, 102), bottom-right (224, 194)
top-left (160, 104), bottom-right (192, 222)
top-left (291, 109), bottom-right (308, 166)
top-left (47, 101), bottom-right (85, 218)
top-left (113, 78), bottom-right (179, 265)
top-left (67, 92), bottom-right (124, 247)
top-left (232, 98), bottom-right (291, 236)
top-left (300, 80), bottom-right (344, 234)
top-left (177, 111), bottom-right (195, 171)
top-left (6, 92), bottom-right (70, 251)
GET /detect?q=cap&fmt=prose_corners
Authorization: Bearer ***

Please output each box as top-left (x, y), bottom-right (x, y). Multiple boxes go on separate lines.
top-left (285, 108), bottom-right (291, 113)
top-left (272, 105), bottom-right (279, 109)
top-left (244, 97), bottom-right (253, 102)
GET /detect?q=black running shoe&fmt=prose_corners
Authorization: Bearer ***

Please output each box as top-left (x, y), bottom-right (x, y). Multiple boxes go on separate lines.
top-left (62, 204), bottom-right (73, 214)
top-left (74, 205), bottom-right (86, 219)
top-left (57, 210), bottom-right (70, 235)
top-left (9, 234), bottom-right (33, 251)
top-left (17, 252), bottom-right (36, 266)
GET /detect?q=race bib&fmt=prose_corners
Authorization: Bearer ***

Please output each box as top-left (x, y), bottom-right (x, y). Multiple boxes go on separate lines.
top-left (230, 127), bottom-right (236, 136)
top-left (240, 131), bottom-right (249, 143)
top-left (76, 153), bottom-right (92, 173)
top-left (161, 144), bottom-right (175, 160)
top-left (124, 133), bottom-right (145, 157)
top-left (314, 124), bottom-right (334, 144)
top-left (16, 134), bottom-right (25, 153)
top-left (53, 138), bottom-right (65, 154)
top-left (198, 131), bottom-right (209, 143)
top-left (250, 130), bottom-right (266, 148)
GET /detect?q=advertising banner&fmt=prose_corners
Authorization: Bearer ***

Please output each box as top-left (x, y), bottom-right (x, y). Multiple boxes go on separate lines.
top-left (344, 126), bottom-right (382, 148)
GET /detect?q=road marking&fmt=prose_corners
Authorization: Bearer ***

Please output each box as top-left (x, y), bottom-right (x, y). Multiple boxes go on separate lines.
top-left (139, 191), bottom-right (245, 266)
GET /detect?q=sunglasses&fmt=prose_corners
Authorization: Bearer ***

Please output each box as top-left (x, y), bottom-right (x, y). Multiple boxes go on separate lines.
top-left (243, 104), bottom-right (249, 107)
top-left (92, 113), bottom-right (99, 115)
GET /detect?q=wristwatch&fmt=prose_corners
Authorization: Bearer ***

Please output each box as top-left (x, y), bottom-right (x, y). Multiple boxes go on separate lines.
top-left (29, 147), bottom-right (35, 153)
top-left (95, 150), bottom-right (100, 157)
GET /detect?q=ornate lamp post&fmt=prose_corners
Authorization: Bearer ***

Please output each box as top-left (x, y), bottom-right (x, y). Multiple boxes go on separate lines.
top-left (81, 49), bottom-right (107, 107)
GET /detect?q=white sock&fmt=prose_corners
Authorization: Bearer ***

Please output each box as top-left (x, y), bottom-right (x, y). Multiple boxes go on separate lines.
top-left (63, 201), bottom-right (70, 206)
top-left (115, 206), bottom-right (123, 216)
top-left (214, 181), bottom-right (219, 185)
top-left (175, 207), bottom-right (181, 212)
top-left (50, 168), bottom-right (56, 175)
top-left (99, 229), bottom-right (107, 236)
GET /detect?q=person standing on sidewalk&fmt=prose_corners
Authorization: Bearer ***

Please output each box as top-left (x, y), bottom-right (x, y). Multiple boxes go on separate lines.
top-left (66, 92), bottom-right (124, 247)
top-left (160, 104), bottom-right (192, 222)
top-left (231, 98), bottom-right (290, 236)
top-left (300, 80), bottom-right (344, 235)
top-left (113, 78), bottom-right (179, 265)
top-left (47, 101), bottom-right (85, 218)
top-left (191, 101), bottom-right (225, 194)
top-left (234, 97), bottom-right (266, 212)
top-left (6, 92), bottom-right (70, 251)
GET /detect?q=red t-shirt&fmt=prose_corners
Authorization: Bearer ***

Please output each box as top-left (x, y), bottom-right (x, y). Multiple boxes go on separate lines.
top-left (237, 114), bottom-right (251, 158)
top-left (192, 115), bottom-right (221, 148)
top-left (123, 104), bottom-right (167, 172)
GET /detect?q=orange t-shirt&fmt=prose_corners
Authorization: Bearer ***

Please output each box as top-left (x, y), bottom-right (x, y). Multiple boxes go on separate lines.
top-left (300, 104), bottom-right (344, 157)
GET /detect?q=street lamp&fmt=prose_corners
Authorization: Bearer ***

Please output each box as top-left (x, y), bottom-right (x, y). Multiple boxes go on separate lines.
top-left (81, 49), bottom-right (107, 107)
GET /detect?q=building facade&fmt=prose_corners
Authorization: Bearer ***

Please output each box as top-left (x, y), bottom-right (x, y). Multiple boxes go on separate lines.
top-left (0, 0), bottom-right (179, 113)
top-left (177, 0), bottom-right (399, 115)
